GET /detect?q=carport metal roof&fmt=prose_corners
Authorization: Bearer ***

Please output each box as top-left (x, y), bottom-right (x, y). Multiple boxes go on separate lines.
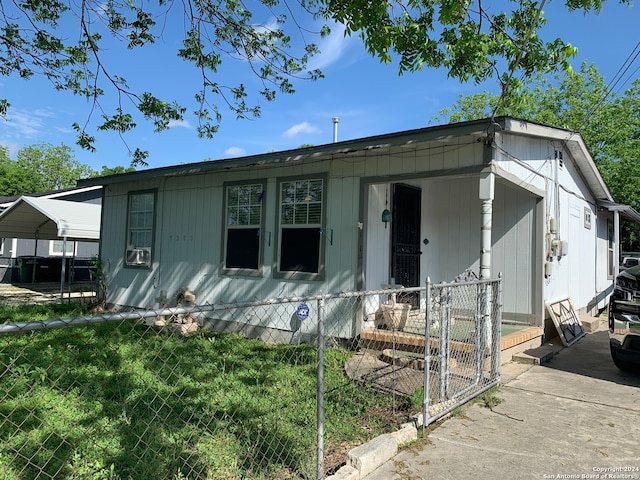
top-left (0, 196), bottom-right (101, 241)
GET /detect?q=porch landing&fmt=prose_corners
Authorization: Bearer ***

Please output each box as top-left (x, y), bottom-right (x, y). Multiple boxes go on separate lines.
top-left (359, 325), bottom-right (543, 365)
top-left (359, 313), bottom-right (607, 366)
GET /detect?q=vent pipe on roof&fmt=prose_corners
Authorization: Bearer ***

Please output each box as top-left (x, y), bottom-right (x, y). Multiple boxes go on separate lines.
top-left (332, 117), bottom-right (339, 143)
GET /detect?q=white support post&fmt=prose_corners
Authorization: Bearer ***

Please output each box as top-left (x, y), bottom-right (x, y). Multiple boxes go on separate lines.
top-left (479, 172), bottom-right (495, 347)
top-left (479, 172), bottom-right (495, 280)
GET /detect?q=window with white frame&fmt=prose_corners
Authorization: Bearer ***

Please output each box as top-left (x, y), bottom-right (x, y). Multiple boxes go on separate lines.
top-left (49, 239), bottom-right (77, 256)
top-left (224, 183), bottom-right (264, 271)
top-left (278, 178), bottom-right (324, 276)
top-left (125, 190), bottom-right (156, 267)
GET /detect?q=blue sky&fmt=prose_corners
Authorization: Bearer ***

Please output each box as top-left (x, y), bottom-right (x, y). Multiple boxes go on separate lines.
top-left (0, 1), bottom-right (639, 172)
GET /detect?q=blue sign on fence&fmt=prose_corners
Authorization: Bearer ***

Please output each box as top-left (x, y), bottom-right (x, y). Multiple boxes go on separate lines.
top-left (296, 304), bottom-right (310, 321)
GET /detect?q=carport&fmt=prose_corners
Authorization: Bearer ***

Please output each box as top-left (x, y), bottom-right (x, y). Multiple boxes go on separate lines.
top-left (0, 196), bottom-right (101, 299)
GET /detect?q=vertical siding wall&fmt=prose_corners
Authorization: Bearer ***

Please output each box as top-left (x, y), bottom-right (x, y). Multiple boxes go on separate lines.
top-left (99, 160), bottom-right (362, 319)
top-left (491, 182), bottom-right (538, 318)
top-left (495, 133), bottom-right (605, 315)
top-left (100, 129), bottom-right (608, 329)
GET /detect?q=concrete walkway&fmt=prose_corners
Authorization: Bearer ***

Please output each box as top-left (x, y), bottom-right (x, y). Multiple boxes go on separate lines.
top-left (362, 326), bottom-right (640, 480)
top-left (0, 282), bottom-right (96, 304)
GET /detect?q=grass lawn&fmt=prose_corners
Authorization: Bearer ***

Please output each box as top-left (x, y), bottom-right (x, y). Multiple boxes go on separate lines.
top-left (0, 303), bottom-right (416, 480)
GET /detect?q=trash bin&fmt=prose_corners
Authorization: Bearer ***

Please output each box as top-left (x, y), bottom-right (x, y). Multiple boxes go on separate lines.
top-left (45, 257), bottom-right (63, 282)
top-left (18, 256), bottom-right (37, 283)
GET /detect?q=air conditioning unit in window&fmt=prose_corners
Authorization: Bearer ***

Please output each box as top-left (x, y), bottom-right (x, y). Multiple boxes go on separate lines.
top-left (126, 248), bottom-right (150, 266)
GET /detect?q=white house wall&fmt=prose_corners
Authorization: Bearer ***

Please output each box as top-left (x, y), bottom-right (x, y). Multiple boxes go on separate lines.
top-left (494, 132), bottom-right (606, 316)
top-left (99, 161), bottom-right (363, 338)
top-left (364, 176), bottom-right (538, 321)
top-left (596, 213), bottom-right (614, 309)
top-left (491, 181), bottom-right (538, 320)
top-left (98, 125), bottom-right (613, 336)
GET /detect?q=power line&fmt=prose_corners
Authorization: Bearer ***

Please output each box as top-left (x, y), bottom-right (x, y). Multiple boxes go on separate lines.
top-left (583, 40), bottom-right (640, 126)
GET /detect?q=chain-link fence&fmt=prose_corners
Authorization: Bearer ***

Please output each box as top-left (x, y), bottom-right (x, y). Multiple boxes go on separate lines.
top-left (0, 277), bottom-right (501, 480)
top-left (352, 277), bottom-right (502, 426)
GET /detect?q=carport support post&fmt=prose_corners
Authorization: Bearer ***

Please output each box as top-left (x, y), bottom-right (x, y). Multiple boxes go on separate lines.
top-left (60, 236), bottom-right (67, 301)
top-left (32, 237), bottom-right (38, 283)
top-left (479, 172), bottom-right (494, 347)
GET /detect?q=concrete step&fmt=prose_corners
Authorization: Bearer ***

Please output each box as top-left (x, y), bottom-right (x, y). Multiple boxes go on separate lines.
top-left (579, 315), bottom-right (604, 333)
top-left (499, 327), bottom-right (543, 364)
top-left (512, 344), bottom-right (562, 365)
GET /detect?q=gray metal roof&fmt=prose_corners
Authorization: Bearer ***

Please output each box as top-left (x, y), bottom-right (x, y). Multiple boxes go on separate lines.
top-left (599, 200), bottom-right (640, 225)
top-left (76, 116), bottom-right (613, 203)
top-left (0, 196), bottom-right (101, 241)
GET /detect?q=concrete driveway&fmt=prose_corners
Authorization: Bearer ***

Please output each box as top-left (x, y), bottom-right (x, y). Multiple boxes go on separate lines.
top-left (364, 327), bottom-right (640, 480)
top-left (0, 282), bottom-right (96, 304)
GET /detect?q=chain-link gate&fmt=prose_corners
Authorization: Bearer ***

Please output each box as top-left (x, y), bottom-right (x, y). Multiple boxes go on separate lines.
top-left (423, 276), bottom-right (502, 424)
top-left (0, 278), bottom-right (501, 480)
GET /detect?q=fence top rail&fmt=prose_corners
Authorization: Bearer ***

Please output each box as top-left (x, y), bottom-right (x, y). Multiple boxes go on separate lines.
top-left (0, 287), bottom-right (418, 334)
top-left (0, 280), bottom-right (501, 335)
top-left (428, 277), bottom-right (501, 289)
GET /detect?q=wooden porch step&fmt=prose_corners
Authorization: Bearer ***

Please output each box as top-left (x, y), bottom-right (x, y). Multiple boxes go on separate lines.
top-left (359, 329), bottom-right (475, 355)
top-left (500, 326), bottom-right (543, 351)
top-left (359, 325), bottom-right (543, 355)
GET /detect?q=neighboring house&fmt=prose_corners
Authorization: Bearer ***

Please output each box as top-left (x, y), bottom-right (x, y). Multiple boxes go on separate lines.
top-left (0, 186), bottom-right (102, 283)
top-left (77, 117), bottom-right (639, 342)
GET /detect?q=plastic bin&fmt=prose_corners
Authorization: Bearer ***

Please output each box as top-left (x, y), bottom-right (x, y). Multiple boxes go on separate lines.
top-left (18, 257), bottom-right (37, 283)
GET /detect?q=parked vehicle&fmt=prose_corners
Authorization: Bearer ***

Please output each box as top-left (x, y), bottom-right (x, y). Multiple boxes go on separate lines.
top-left (609, 265), bottom-right (640, 371)
top-left (620, 256), bottom-right (640, 271)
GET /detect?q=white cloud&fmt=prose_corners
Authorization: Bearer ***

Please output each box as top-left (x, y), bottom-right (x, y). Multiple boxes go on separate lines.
top-left (307, 23), bottom-right (354, 71)
top-left (1, 107), bottom-right (53, 137)
top-left (253, 17), bottom-right (280, 35)
top-left (0, 140), bottom-right (22, 157)
top-left (283, 121), bottom-right (320, 139)
top-left (224, 146), bottom-right (246, 157)
top-left (168, 119), bottom-right (191, 129)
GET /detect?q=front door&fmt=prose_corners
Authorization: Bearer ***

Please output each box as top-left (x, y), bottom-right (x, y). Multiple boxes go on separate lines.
top-left (392, 184), bottom-right (421, 306)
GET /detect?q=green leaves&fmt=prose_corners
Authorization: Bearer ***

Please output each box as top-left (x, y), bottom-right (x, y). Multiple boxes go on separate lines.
top-left (0, 142), bottom-right (95, 194)
top-left (2, 0), bottom-right (623, 166)
top-left (1, 0), bottom-right (325, 165)
top-left (316, 0), bottom-right (614, 98)
top-left (433, 61), bottom-right (640, 250)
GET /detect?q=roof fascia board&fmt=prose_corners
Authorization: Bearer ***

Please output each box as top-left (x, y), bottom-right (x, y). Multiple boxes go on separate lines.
top-left (44, 185), bottom-right (102, 199)
top-left (76, 116), bottom-right (610, 205)
top-left (599, 200), bottom-right (640, 225)
top-left (77, 118), bottom-right (503, 187)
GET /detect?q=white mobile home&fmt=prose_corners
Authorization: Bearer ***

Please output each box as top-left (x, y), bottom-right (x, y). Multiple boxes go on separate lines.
top-left (78, 117), bottom-right (635, 344)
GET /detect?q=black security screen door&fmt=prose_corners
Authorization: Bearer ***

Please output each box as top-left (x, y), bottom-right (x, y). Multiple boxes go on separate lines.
top-left (392, 184), bottom-right (421, 306)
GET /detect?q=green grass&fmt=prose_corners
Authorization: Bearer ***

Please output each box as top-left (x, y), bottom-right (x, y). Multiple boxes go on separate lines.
top-left (0, 303), bottom-right (412, 480)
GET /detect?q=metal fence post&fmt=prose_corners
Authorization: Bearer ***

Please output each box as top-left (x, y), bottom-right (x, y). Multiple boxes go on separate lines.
top-left (476, 281), bottom-right (488, 386)
top-left (423, 277), bottom-right (432, 431)
top-left (491, 275), bottom-right (503, 382)
top-left (439, 285), bottom-right (451, 400)
top-left (317, 297), bottom-right (325, 480)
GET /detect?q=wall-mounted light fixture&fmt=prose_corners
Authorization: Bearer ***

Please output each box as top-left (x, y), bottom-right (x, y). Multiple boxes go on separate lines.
top-left (382, 185), bottom-right (392, 228)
